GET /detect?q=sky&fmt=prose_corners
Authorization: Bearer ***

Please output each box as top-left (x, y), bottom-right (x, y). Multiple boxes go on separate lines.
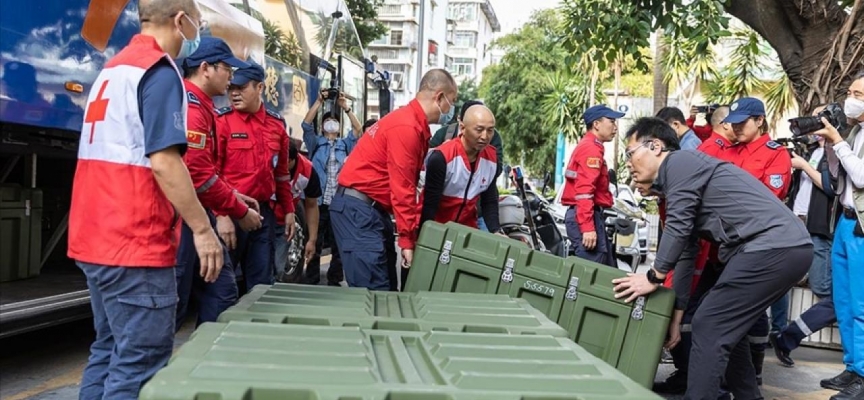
top-left (489, 0), bottom-right (563, 35)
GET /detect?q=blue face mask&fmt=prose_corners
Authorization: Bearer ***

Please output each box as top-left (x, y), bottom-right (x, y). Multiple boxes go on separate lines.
top-left (176, 15), bottom-right (201, 60)
top-left (437, 95), bottom-right (454, 125)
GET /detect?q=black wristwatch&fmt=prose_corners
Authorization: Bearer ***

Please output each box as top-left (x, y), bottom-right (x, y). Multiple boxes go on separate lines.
top-left (646, 269), bottom-right (665, 284)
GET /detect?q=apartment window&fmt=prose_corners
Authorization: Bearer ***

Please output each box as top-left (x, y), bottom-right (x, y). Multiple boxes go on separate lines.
top-left (370, 49), bottom-right (399, 59)
top-left (380, 4), bottom-right (401, 15)
top-left (390, 30), bottom-right (403, 46)
top-left (371, 34), bottom-right (388, 45)
top-left (445, 56), bottom-right (454, 69)
top-left (453, 58), bottom-right (474, 76)
top-left (453, 31), bottom-right (476, 47)
top-left (379, 64), bottom-right (407, 73)
top-left (448, 3), bottom-right (476, 21)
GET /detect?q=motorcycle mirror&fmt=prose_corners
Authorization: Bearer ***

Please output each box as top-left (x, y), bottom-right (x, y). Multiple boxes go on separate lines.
top-left (608, 168), bottom-right (618, 185)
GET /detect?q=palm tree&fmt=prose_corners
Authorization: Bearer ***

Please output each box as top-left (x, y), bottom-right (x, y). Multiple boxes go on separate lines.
top-left (661, 33), bottom-right (717, 110)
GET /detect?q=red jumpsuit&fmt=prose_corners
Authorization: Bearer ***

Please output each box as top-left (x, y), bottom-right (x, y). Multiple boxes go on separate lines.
top-left (215, 106), bottom-right (294, 215)
top-left (733, 134), bottom-right (792, 200)
top-left (182, 81), bottom-right (248, 219)
top-left (560, 132), bottom-right (615, 266)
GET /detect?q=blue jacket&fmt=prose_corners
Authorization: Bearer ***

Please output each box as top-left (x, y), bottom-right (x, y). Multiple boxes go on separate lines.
top-left (302, 121), bottom-right (359, 205)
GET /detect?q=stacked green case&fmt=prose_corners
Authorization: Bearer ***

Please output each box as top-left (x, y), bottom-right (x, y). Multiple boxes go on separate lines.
top-left (140, 322), bottom-right (663, 400)
top-left (218, 283), bottom-right (569, 337)
top-left (405, 221), bottom-right (675, 388)
top-left (0, 185), bottom-right (43, 282)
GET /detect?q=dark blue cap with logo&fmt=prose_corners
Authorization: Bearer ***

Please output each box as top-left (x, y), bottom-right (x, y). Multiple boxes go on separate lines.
top-left (231, 60), bottom-right (266, 86)
top-left (583, 104), bottom-right (626, 125)
top-left (183, 37), bottom-right (249, 69)
top-left (723, 97), bottom-right (765, 124)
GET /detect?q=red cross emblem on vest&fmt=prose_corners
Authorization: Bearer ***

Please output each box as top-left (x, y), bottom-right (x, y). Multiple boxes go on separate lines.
top-left (85, 80), bottom-right (110, 144)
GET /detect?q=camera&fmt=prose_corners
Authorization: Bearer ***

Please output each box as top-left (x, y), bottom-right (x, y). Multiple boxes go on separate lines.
top-left (695, 104), bottom-right (720, 114)
top-left (789, 103), bottom-right (848, 136)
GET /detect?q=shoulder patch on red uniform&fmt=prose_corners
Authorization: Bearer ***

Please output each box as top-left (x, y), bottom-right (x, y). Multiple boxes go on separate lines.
top-left (265, 108), bottom-right (284, 121)
top-left (216, 107), bottom-right (233, 116)
top-left (715, 138), bottom-right (724, 147)
top-left (187, 130), bottom-right (206, 149)
top-left (586, 157), bottom-right (602, 169)
top-left (186, 91), bottom-right (200, 106)
top-left (766, 140), bottom-right (781, 150)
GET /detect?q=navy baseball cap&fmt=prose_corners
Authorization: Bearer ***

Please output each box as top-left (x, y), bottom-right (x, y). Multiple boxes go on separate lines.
top-left (583, 104), bottom-right (625, 125)
top-left (723, 97), bottom-right (765, 124)
top-left (183, 37), bottom-right (248, 69)
top-left (231, 60), bottom-right (266, 86)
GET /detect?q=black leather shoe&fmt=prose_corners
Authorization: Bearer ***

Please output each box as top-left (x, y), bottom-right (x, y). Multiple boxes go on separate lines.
top-left (769, 332), bottom-right (795, 367)
top-left (830, 376), bottom-right (864, 400)
top-left (822, 370), bottom-right (860, 391)
top-left (653, 371), bottom-right (688, 394)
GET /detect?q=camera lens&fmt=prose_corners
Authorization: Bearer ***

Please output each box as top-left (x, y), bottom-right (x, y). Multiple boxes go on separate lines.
top-left (789, 116), bottom-right (824, 136)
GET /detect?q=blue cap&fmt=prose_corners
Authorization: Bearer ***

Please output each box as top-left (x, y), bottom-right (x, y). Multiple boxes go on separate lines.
top-left (723, 97), bottom-right (765, 124)
top-left (231, 60), bottom-right (265, 86)
top-left (583, 104), bottom-right (626, 125)
top-left (183, 37), bottom-right (249, 69)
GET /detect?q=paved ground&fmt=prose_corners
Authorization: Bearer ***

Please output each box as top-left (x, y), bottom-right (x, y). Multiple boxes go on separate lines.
top-left (0, 256), bottom-right (847, 400)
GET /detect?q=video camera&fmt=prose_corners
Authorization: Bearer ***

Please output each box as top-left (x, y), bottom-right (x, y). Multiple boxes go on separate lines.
top-left (775, 135), bottom-right (820, 158)
top-left (788, 103), bottom-right (848, 136)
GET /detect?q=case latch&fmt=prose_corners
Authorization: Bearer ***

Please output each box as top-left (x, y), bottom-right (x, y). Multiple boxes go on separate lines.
top-left (631, 296), bottom-right (646, 320)
top-left (438, 240), bottom-right (453, 264)
top-left (501, 258), bottom-right (515, 283)
top-left (565, 276), bottom-right (580, 301)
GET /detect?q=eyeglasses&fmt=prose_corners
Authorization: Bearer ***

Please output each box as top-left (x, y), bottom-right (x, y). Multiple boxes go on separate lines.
top-left (624, 141), bottom-right (653, 161)
top-left (213, 63), bottom-right (236, 77)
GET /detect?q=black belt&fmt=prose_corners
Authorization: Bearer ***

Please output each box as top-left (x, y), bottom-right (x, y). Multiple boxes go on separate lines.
top-left (337, 186), bottom-right (387, 213)
top-left (842, 206), bottom-right (858, 219)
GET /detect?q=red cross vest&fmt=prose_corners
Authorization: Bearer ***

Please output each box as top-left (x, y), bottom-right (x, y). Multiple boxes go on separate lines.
top-left (426, 137), bottom-right (497, 228)
top-left (68, 34), bottom-right (187, 268)
top-left (274, 156), bottom-right (313, 224)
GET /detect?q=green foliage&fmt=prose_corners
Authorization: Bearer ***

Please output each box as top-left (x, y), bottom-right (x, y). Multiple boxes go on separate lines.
top-left (541, 71), bottom-right (603, 141)
top-left (617, 73), bottom-right (654, 98)
top-left (763, 73), bottom-right (797, 132)
top-left (479, 9), bottom-right (593, 176)
top-left (456, 78), bottom-right (480, 113)
top-left (705, 28), bottom-right (770, 104)
top-left (346, 0), bottom-right (388, 48)
top-left (560, 0), bottom-right (729, 73)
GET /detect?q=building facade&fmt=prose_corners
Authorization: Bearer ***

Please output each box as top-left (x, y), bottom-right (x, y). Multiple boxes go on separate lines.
top-left (444, 0), bottom-right (500, 85)
top-left (367, 0), bottom-right (453, 113)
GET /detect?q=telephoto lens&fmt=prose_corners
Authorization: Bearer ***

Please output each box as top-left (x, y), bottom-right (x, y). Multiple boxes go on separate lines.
top-left (788, 103), bottom-right (848, 136)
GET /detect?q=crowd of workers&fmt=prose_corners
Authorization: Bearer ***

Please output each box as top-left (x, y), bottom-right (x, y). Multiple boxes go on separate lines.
top-left (60, 0), bottom-right (863, 399)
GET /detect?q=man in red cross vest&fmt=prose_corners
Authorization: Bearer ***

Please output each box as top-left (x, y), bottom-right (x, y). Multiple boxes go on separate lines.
top-left (67, 0), bottom-right (222, 397)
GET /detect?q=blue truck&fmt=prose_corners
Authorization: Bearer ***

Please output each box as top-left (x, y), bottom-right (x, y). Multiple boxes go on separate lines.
top-left (0, 0), bottom-right (392, 338)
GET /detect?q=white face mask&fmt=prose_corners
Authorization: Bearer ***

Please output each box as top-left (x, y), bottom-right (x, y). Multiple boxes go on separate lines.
top-left (323, 120), bottom-right (339, 133)
top-left (844, 97), bottom-right (864, 120)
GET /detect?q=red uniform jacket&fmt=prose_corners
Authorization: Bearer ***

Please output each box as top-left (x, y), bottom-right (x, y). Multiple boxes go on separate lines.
top-left (215, 105), bottom-right (294, 216)
top-left (183, 81), bottom-right (248, 219)
top-left (697, 132), bottom-right (737, 162)
top-left (687, 116), bottom-right (713, 142)
top-left (338, 99), bottom-right (431, 250)
top-left (560, 132), bottom-right (613, 233)
top-left (733, 134), bottom-right (792, 200)
top-left (423, 137), bottom-right (497, 228)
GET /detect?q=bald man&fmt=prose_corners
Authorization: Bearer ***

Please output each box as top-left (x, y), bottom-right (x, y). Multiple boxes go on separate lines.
top-left (67, 0), bottom-right (221, 398)
top-left (333, 69), bottom-right (458, 290)
top-left (697, 106), bottom-right (738, 162)
top-left (420, 105), bottom-right (501, 230)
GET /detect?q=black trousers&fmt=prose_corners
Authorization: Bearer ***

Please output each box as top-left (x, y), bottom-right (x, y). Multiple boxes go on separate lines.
top-left (305, 204), bottom-right (344, 286)
top-left (686, 245), bottom-right (812, 400)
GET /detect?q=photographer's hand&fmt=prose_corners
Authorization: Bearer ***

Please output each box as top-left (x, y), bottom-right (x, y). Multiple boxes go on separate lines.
top-left (791, 152), bottom-right (809, 170)
top-left (812, 117), bottom-right (843, 145)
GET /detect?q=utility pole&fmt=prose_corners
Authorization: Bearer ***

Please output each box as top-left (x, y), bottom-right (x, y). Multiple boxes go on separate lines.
top-left (415, 0), bottom-right (426, 94)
